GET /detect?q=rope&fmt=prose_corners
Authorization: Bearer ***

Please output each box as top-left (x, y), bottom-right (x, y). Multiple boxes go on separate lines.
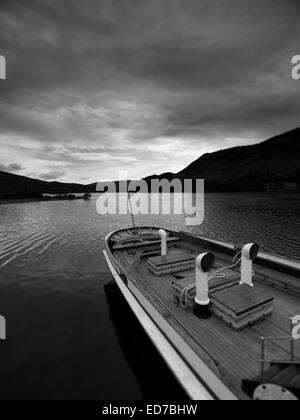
top-left (180, 282), bottom-right (197, 309)
top-left (208, 251), bottom-right (242, 281)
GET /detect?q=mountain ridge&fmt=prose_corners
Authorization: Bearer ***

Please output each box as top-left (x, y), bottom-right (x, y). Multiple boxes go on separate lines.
top-left (0, 128), bottom-right (299, 198)
top-left (176, 127), bottom-right (300, 191)
top-left (0, 171), bottom-right (95, 199)
top-left (144, 128), bottom-right (300, 192)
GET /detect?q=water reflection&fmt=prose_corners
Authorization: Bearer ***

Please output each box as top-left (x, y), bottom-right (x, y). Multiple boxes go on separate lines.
top-left (104, 281), bottom-right (186, 400)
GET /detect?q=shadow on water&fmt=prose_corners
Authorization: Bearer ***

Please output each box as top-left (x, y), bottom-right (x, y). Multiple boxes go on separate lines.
top-left (104, 281), bottom-right (187, 400)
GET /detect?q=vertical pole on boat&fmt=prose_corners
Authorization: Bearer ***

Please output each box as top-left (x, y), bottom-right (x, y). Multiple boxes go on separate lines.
top-left (240, 243), bottom-right (259, 287)
top-left (159, 229), bottom-right (167, 256)
top-left (127, 191), bottom-right (136, 230)
top-left (194, 253), bottom-right (214, 319)
top-left (195, 253), bottom-right (215, 307)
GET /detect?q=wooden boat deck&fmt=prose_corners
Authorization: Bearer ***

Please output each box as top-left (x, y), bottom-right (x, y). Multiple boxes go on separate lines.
top-left (117, 243), bottom-right (300, 399)
top-left (107, 228), bottom-right (300, 399)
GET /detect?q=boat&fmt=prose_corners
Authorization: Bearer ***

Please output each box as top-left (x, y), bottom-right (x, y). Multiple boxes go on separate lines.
top-left (103, 226), bottom-right (300, 400)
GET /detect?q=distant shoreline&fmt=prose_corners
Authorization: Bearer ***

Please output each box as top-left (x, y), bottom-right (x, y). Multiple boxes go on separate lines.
top-left (0, 196), bottom-right (92, 205)
top-left (0, 198), bottom-right (46, 205)
top-left (0, 191), bottom-right (299, 206)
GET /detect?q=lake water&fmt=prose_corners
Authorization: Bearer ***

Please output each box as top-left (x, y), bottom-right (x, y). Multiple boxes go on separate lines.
top-left (0, 193), bottom-right (299, 399)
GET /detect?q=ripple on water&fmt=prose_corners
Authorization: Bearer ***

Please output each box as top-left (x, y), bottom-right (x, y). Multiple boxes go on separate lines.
top-left (0, 193), bottom-right (299, 280)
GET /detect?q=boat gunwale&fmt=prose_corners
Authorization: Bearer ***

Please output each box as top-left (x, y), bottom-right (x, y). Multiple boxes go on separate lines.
top-left (105, 227), bottom-right (300, 277)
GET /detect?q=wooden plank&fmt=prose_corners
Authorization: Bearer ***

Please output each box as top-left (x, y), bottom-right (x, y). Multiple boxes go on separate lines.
top-left (271, 366), bottom-right (300, 385)
top-left (288, 373), bottom-right (300, 388)
top-left (172, 270), bottom-right (240, 292)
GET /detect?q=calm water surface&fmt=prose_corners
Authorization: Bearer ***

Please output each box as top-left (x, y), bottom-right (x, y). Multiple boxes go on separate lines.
top-left (0, 193), bottom-right (299, 399)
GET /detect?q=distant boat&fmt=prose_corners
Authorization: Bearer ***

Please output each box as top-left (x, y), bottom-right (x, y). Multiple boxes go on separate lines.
top-left (42, 193), bottom-right (92, 201)
top-left (83, 192), bottom-right (92, 200)
top-left (104, 226), bottom-right (300, 400)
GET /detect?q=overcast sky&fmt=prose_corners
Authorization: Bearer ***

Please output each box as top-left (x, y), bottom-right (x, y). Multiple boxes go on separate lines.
top-left (0, 0), bottom-right (299, 183)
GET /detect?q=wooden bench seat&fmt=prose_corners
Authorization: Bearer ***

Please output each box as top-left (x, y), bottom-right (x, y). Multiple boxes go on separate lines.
top-left (113, 236), bottom-right (180, 251)
top-left (255, 266), bottom-right (300, 297)
top-left (147, 250), bottom-right (194, 276)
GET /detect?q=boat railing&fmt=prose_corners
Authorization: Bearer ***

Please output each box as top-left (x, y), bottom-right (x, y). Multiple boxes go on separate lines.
top-left (260, 320), bottom-right (299, 382)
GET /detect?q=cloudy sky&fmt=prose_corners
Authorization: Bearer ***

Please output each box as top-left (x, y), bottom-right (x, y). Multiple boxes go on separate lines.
top-left (0, 0), bottom-right (299, 183)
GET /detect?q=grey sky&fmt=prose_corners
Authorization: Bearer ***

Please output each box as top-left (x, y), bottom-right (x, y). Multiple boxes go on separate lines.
top-left (0, 0), bottom-right (299, 182)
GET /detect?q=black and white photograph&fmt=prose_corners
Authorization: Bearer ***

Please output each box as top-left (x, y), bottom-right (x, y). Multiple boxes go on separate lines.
top-left (0, 0), bottom-right (300, 404)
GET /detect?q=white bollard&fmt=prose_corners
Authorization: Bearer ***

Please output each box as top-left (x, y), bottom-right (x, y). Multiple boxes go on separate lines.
top-left (159, 229), bottom-right (168, 257)
top-left (195, 253), bottom-right (215, 307)
top-left (240, 243), bottom-right (259, 287)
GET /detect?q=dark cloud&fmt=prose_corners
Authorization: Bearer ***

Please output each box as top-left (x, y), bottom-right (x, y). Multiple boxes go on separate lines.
top-left (38, 170), bottom-right (66, 181)
top-left (0, 163), bottom-right (25, 172)
top-left (0, 0), bottom-right (299, 181)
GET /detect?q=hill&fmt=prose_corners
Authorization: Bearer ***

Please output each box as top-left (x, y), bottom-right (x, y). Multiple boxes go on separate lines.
top-left (0, 171), bottom-right (95, 199)
top-left (174, 128), bottom-right (300, 191)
